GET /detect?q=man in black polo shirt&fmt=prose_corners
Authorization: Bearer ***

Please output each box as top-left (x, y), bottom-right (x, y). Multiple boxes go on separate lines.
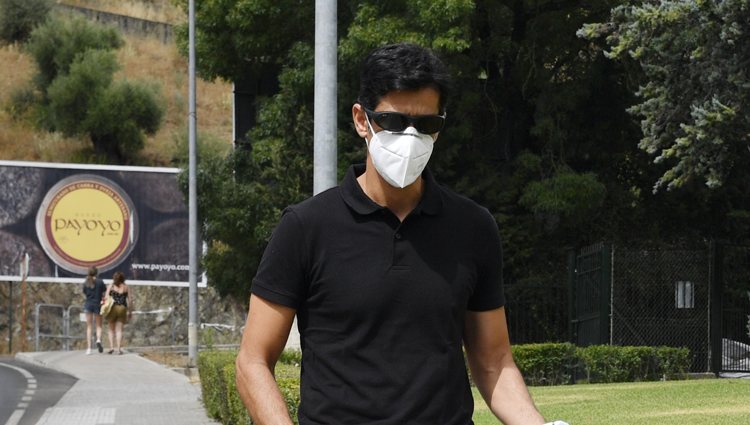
top-left (236, 43), bottom-right (564, 425)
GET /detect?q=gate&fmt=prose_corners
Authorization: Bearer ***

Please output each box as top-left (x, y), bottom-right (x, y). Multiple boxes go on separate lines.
top-left (569, 243), bottom-right (611, 346)
top-left (712, 243), bottom-right (750, 374)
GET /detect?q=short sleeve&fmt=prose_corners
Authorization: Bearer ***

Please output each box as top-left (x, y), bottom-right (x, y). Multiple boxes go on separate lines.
top-left (467, 209), bottom-right (505, 311)
top-left (251, 208), bottom-right (308, 309)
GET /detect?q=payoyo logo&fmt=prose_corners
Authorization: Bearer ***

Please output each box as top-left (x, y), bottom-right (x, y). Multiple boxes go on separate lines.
top-left (36, 174), bottom-right (138, 274)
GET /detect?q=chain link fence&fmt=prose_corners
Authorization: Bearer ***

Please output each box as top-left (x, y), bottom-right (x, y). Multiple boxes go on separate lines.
top-left (720, 244), bottom-right (750, 372)
top-left (610, 246), bottom-right (711, 372)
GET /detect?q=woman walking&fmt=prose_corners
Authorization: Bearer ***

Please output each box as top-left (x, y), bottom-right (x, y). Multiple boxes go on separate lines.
top-left (104, 271), bottom-right (132, 354)
top-left (82, 266), bottom-right (106, 355)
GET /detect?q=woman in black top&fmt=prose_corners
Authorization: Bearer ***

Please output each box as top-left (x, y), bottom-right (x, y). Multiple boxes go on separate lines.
top-left (82, 266), bottom-right (106, 355)
top-left (104, 271), bottom-right (132, 355)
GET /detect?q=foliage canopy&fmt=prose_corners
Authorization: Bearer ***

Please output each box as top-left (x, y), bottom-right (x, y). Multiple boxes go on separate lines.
top-left (580, 0), bottom-right (750, 191)
top-left (0, 0), bottom-right (51, 43)
top-left (24, 17), bottom-right (163, 163)
top-left (180, 0), bottom-right (750, 312)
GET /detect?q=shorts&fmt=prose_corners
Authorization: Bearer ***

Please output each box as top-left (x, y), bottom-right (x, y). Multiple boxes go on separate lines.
top-left (109, 305), bottom-right (128, 323)
top-left (84, 303), bottom-right (101, 315)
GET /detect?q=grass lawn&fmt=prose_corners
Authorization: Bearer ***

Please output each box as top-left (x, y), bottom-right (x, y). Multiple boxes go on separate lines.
top-left (472, 379), bottom-right (750, 424)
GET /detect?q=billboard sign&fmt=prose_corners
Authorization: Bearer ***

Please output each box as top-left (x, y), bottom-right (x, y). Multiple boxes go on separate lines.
top-left (0, 160), bottom-right (204, 287)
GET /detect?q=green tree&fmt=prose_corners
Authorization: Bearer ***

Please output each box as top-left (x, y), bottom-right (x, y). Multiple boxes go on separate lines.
top-left (0, 0), bottom-right (52, 43)
top-left (25, 17), bottom-right (163, 163)
top-left (46, 49), bottom-right (118, 135)
top-left (184, 1), bottom-right (750, 348)
top-left (182, 0), bottom-right (647, 305)
top-left (579, 0), bottom-right (750, 191)
top-left (25, 17), bottom-right (123, 94)
top-left (174, 0), bottom-right (314, 82)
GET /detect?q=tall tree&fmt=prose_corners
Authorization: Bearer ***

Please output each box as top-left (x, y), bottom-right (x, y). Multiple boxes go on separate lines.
top-left (25, 17), bottom-right (164, 163)
top-left (188, 1), bottom-right (739, 316)
top-left (579, 0), bottom-right (750, 191)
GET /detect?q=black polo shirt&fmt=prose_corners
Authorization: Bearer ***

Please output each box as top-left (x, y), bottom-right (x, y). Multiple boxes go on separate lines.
top-left (252, 164), bottom-right (504, 425)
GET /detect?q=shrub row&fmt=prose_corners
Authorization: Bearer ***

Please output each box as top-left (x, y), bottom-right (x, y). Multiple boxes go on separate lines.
top-left (512, 343), bottom-right (691, 385)
top-left (198, 350), bottom-right (300, 425)
top-left (198, 344), bottom-right (690, 424)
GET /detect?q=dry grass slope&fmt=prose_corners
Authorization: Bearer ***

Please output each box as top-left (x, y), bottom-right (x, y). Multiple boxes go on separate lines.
top-left (0, 2), bottom-right (232, 165)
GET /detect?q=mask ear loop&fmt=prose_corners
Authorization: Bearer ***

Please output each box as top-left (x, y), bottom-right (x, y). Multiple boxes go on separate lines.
top-left (363, 111), bottom-right (376, 147)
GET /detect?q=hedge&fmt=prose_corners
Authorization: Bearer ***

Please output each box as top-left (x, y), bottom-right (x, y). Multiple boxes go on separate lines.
top-left (576, 345), bottom-right (691, 383)
top-left (198, 344), bottom-right (691, 424)
top-left (196, 350), bottom-right (237, 421)
top-left (512, 343), bottom-right (578, 385)
top-left (198, 350), bottom-right (299, 425)
top-left (510, 343), bottom-right (690, 385)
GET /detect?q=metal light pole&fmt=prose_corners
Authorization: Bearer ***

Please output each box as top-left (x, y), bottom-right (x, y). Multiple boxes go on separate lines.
top-left (314, 0), bottom-right (338, 195)
top-left (187, 0), bottom-right (198, 366)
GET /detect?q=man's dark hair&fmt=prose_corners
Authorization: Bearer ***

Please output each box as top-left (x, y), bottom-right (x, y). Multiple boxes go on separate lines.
top-left (357, 43), bottom-right (452, 113)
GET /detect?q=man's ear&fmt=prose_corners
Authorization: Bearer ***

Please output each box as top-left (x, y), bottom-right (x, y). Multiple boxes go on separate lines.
top-left (352, 103), bottom-right (369, 139)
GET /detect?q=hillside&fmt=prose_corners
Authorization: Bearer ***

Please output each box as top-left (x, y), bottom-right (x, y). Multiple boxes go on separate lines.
top-left (0, 1), bottom-right (233, 166)
top-left (0, 1), bottom-right (243, 355)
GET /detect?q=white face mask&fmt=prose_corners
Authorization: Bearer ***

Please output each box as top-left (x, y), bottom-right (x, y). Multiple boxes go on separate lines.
top-left (365, 115), bottom-right (435, 188)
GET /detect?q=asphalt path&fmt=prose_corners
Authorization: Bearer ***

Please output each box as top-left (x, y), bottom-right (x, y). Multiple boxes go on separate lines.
top-left (0, 357), bottom-right (76, 425)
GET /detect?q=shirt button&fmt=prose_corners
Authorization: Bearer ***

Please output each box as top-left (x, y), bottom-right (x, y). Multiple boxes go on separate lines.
top-left (394, 233), bottom-right (402, 240)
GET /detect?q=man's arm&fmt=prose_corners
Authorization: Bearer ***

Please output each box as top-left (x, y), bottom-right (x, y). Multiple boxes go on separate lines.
top-left (464, 307), bottom-right (545, 425)
top-left (236, 294), bottom-right (297, 425)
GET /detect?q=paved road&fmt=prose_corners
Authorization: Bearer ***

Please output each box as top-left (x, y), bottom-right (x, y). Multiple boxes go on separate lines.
top-left (0, 357), bottom-right (76, 425)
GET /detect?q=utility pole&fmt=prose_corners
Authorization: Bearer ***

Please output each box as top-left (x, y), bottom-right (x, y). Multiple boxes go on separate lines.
top-left (187, 0), bottom-right (198, 367)
top-left (314, 0), bottom-right (338, 195)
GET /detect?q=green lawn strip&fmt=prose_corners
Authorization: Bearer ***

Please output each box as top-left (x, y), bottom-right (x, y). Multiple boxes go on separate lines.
top-left (472, 379), bottom-right (750, 424)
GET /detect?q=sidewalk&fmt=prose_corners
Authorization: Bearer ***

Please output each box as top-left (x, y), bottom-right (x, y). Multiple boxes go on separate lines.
top-left (15, 350), bottom-right (220, 425)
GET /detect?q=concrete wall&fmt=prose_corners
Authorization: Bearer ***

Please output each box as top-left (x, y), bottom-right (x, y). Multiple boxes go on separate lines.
top-left (55, 4), bottom-right (174, 44)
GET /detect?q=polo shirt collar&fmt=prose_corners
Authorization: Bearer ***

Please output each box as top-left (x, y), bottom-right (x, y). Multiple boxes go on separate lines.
top-left (340, 164), bottom-right (443, 216)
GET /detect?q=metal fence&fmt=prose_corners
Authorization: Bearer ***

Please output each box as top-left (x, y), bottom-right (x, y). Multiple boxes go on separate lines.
top-left (610, 247), bottom-right (711, 372)
top-left (717, 244), bottom-right (750, 373)
top-left (570, 241), bottom-right (750, 374)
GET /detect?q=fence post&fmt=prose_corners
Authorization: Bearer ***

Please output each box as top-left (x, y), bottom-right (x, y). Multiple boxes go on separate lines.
top-left (63, 308), bottom-right (70, 351)
top-left (567, 249), bottom-right (577, 344)
top-left (600, 244), bottom-right (612, 345)
top-left (7, 281), bottom-right (12, 353)
top-left (709, 240), bottom-right (723, 375)
top-left (34, 304), bottom-right (40, 352)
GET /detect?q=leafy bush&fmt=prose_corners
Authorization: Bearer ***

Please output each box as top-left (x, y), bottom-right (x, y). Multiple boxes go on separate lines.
top-left (198, 349), bottom-right (300, 425)
top-left (46, 49), bottom-right (118, 135)
top-left (223, 363), bottom-right (252, 424)
top-left (24, 16), bottom-right (163, 163)
top-left (507, 343), bottom-right (690, 385)
top-left (6, 84), bottom-right (39, 120)
top-left (512, 342), bottom-right (577, 385)
top-left (0, 0), bottom-right (51, 43)
top-left (85, 78), bottom-right (164, 162)
top-left (197, 350), bottom-right (237, 421)
top-left (25, 17), bottom-right (122, 92)
top-left (278, 348), bottom-right (302, 366)
top-left (198, 345), bottom-right (689, 424)
top-left (577, 345), bottom-right (690, 383)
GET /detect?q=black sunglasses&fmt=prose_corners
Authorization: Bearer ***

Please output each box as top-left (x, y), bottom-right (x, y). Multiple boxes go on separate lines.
top-left (364, 108), bottom-right (446, 134)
